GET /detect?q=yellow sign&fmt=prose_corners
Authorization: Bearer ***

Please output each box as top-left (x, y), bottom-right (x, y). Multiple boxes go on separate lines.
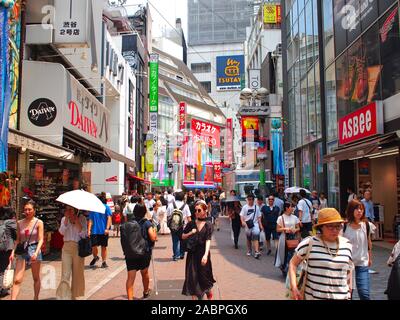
top-left (264, 4), bottom-right (280, 24)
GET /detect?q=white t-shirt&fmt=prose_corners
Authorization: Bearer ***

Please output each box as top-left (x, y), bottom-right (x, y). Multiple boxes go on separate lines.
top-left (123, 203), bottom-right (136, 217)
top-left (343, 222), bottom-right (372, 267)
top-left (240, 205), bottom-right (261, 227)
top-left (166, 194), bottom-right (175, 206)
top-left (277, 214), bottom-right (299, 231)
top-left (144, 199), bottom-right (156, 212)
top-left (297, 198), bottom-right (313, 223)
top-left (167, 200), bottom-right (191, 225)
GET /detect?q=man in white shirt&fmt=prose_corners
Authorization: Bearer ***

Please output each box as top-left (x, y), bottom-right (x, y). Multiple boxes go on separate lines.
top-left (144, 192), bottom-right (156, 214)
top-left (122, 197), bottom-right (138, 222)
top-left (297, 189), bottom-right (314, 239)
top-left (240, 194), bottom-right (262, 259)
top-left (166, 188), bottom-right (175, 206)
top-left (167, 191), bottom-right (192, 261)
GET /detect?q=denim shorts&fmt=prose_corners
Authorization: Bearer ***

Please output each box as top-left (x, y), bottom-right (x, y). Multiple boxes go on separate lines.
top-left (17, 243), bottom-right (43, 264)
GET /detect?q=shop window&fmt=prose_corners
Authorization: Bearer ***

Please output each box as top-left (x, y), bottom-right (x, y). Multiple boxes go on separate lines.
top-left (333, 0), bottom-right (348, 56)
top-left (327, 161), bottom-right (339, 208)
top-left (323, 0), bottom-right (335, 68)
top-left (325, 63), bottom-right (338, 143)
top-left (300, 77), bottom-right (308, 145)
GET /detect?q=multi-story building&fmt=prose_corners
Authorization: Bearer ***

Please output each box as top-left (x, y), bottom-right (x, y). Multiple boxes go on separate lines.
top-left (187, 0), bottom-right (252, 168)
top-left (283, 0), bottom-right (400, 236)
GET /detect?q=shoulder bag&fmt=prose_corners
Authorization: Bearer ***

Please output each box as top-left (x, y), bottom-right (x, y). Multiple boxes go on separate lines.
top-left (15, 219), bottom-right (38, 256)
top-left (2, 262), bottom-right (14, 289)
top-left (291, 237), bottom-right (313, 300)
top-left (245, 207), bottom-right (258, 229)
top-left (282, 216), bottom-right (300, 250)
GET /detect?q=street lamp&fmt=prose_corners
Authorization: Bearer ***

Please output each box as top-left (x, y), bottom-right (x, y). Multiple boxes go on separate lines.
top-left (239, 87), bottom-right (270, 199)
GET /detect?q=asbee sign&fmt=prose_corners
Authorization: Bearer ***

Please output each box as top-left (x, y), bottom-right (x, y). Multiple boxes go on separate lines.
top-left (338, 101), bottom-right (383, 145)
top-left (216, 55), bottom-right (244, 91)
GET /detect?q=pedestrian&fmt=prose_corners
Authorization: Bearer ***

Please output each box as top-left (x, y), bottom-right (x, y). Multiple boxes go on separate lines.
top-left (88, 194), bottom-right (112, 269)
top-left (112, 204), bottom-right (123, 237)
top-left (273, 192), bottom-right (284, 214)
top-left (297, 189), bottom-right (314, 239)
top-left (166, 188), bottom-right (175, 206)
top-left (289, 208), bottom-right (353, 300)
top-left (230, 190), bottom-right (237, 196)
top-left (121, 204), bottom-right (157, 300)
top-left (144, 192), bottom-right (156, 215)
top-left (123, 196), bottom-right (138, 222)
top-left (275, 202), bottom-right (300, 277)
top-left (56, 205), bottom-right (87, 300)
top-left (167, 191), bottom-right (192, 261)
top-left (310, 190), bottom-right (321, 223)
top-left (0, 207), bottom-right (17, 298)
top-left (119, 192), bottom-right (129, 212)
top-left (256, 195), bottom-right (266, 250)
top-left (181, 201), bottom-right (215, 300)
top-left (227, 198), bottom-right (242, 249)
top-left (240, 194), bottom-right (262, 259)
top-left (319, 192), bottom-right (328, 210)
top-left (208, 195), bottom-right (221, 231)
top-left (343, 199), bottom-right (373, 300)
top-left (385, 239), bottom-right (400, 300)
top-left (10, 200), bottom-right (44, 300)
top-left (186, 190), bottom-right (196, 219)
top-left (361, 190), bottom-right (374, 222)
top-left (347, 187), bottom-right (357, 203)
top-left (260, 195), bottom-right (280, 256)
top-left (155, 198), bottom-right (170, 235)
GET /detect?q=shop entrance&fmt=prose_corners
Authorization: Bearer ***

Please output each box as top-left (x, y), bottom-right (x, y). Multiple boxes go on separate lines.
top-left (339, 160), bottom-right (356, 216)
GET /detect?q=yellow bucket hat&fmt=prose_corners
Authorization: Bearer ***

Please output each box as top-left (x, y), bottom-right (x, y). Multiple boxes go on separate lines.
top-left (314, 208), bottom-right (345, 227)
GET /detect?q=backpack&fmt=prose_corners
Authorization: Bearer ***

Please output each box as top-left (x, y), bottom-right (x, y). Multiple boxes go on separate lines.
top-left (0, 221), bottom-right (9, 252)
top-left (167, 201), bottom-right (185, 233)
top-left (120, 219), bottom-right (149, 259)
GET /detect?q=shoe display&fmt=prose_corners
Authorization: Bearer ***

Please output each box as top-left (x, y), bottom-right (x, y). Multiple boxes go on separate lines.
top-left (90, 256), bottom-right (99, 267)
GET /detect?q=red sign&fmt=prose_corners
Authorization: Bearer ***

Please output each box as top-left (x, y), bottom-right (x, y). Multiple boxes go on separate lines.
top-left (214, 163), bottom-right (222, 183)
top-left (179, 102), bottom-right (186, 131)
top-left (106, 176), bottom-right (118, 182)
top-left (339, 101), bottom-right (383, 145)
top-left (241, 117), bottom-right (259, 142)
top-left (191, 119), bottom-right (220, 148)
top-left (277, 5), bottom-right (282, 23)
top-left (225, 118), bottom-right (233, 165)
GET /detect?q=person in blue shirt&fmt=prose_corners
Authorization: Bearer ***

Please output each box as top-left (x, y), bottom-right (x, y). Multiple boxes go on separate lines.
top-left (361, 190), bottom-right (374, 222)
top-left (88, 193), bottom-right (113, 268)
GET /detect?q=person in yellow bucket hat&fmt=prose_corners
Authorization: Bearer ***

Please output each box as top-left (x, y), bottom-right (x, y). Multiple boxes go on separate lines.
top-left (288, 208), bottom-right (354, 300)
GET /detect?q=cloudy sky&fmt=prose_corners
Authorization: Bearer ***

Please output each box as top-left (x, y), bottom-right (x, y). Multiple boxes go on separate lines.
top-left (125, 0), bottom-right (188, 37)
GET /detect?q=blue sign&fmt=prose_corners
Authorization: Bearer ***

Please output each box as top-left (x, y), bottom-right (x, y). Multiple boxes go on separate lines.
top-left (216, 55), bottom-right (244, 91)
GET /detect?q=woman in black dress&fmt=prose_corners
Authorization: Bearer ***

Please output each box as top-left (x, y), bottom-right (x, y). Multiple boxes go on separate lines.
top-left (182, 201), bottom-right (215, 300)
top-left (227, 199), bottom-right (242, 249)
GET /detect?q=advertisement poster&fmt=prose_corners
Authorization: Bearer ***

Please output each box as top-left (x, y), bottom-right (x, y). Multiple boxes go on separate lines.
top-left (179, 102), bottom-right (186, 131)
top-left (225, 118), bottom-right (233, 165)
top-left (241, 117), bottom-right (259, 142)
top-left (214, 162), bottom-right (222, 183)
top-left (34, 164), bottom-right (44, 181)
top-left (264, 4), bottom-right (281, 24)
top-left (191, 119), bottom-right (220, 148)
top-left (216, 55), bottom-right (244, 91)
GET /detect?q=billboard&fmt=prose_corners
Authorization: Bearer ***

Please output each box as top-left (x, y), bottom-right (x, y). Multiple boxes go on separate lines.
top-left (241, 117), bottom-right (259, 142)
top-left (179, 102), bottom-right (186, 131)
top-left (264, 4), bottom-right (281, 24)
top-left (216, 55), bottom-right (244, 91)
top-left (191, 119), bottom-right (221, 148)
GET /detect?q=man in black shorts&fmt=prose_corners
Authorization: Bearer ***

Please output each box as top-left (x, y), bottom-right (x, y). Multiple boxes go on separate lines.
top-left (260, 195), bottom-right (280, 256)
top-left (88, 194), bottom-right (113, 268)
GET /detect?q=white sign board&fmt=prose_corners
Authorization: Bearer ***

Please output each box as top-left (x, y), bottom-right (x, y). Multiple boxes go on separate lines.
top-left (149, 113), bottom-right (158, 168)
top-left (239, 106), bottom-right (270, 117)
top-left (249, 69), bottom-right (261, 90)
top-left (54, 0), bottom-right (89, 46)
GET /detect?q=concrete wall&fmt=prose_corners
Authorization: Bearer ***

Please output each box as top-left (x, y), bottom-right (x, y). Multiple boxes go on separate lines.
top-left (371, 155), bottom-right (398, 232)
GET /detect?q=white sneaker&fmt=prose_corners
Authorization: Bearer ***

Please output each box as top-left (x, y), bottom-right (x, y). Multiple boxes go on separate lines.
top-left (246, 251), bottom-right (251, 256)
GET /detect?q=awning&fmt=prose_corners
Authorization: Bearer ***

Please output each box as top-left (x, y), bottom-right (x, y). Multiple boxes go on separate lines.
top-left (8, 129), bottom-right (75, 161)
top-left (128, 174), bottom-right (151, 184)
top-left (104, 148), bottom-right (136, 169)
top-left (324, 132), bottom-right (400, 163)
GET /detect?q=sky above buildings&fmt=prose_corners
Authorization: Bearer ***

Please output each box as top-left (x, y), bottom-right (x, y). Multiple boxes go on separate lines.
top-left (125, 0), bottom-right (188, 38)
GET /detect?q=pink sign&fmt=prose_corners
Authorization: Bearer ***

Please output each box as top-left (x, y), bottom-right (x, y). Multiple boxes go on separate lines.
top-left (191, 119), bottom-right (220, 148)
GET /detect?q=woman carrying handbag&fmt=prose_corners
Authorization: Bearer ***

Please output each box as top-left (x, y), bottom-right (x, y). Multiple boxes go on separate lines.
top-left (275, 202), bottom-right (300, 277)
top-left (56, 205), bottom-right (87, 300)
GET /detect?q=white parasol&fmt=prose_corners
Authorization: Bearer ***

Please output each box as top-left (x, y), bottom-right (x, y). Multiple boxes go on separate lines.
top-left (56, 190), bottom-right (106, 214)
top-left (284, 187), bottom-right (311, 194)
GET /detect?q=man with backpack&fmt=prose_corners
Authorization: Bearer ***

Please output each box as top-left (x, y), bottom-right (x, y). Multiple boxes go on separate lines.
top-left (167, 191), bottom-right (192, 261)
top-left (120, 204), bottom-right (157, 300)
top-left (297, 189), bottom-right (314, 239)
top-left (123, 196), bottom-right (138, 222)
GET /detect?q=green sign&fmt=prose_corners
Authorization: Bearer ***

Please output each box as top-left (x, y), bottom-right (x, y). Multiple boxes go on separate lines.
top-left (240, 73), bottom-right (246, 90)
top-left (149, 54), bottom-right (159, 113)
top-left (151, 178), bottom-right (174, 187)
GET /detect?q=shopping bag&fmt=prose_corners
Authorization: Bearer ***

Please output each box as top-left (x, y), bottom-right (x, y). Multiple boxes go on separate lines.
top-left (2, 263), bottom-right (14, 289)
top-left (260, 230), bottom-right (266, 243)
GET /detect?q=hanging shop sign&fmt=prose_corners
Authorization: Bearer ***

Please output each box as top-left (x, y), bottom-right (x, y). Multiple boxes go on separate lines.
top-left (191, 119), bottom-right (221, 148)
top-left (257, 137), bottom-right (268, 160)
top-left (54, 0), bottom-right (90, 46)
top-left (249, 69), bottom-right (261, 90)
top-left (241, 117), bottom-right (259, 142)
top-left (149, 53), bottom-right (159, 112)
top-left (214, 162), bottom-right (222, 183)
top-left (263, 4), bottom-right (281, 24)
top-left (338, 101), bottom-right (383, 145)
top-left (179, 102), bottom-right (186, 131)
top-left (20, 61), bottom-right (110, 149)
top-left (149, 113), bottom-right (158, 170)
top-left (238, 105), bottom-right (270, 117)
top-left (225, 118), bottom-right (233, 165)
top-left (216, 55), bottom-right (244, 91)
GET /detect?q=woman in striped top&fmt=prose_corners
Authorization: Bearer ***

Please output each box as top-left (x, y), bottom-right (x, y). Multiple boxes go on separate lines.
top-left (289, 208), bottom-right (354, 300)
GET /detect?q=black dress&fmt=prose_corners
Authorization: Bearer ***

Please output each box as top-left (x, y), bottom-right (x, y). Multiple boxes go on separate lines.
top-left (182, 220), bottom-right (216, 298)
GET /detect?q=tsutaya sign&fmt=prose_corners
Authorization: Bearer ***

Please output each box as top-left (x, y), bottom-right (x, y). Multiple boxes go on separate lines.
top-left (338, 101), bottom-right (383, 146)
top-left (20, 61), bottom-right (110, 148)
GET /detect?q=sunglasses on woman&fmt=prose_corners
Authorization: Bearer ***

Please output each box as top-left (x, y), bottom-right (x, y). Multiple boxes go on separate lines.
top-left (195, 209), bottom-right (203, 213)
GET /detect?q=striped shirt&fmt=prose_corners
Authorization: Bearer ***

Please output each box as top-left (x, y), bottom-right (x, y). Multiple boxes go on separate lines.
top-left (295, 236), bottom-right (354, 300)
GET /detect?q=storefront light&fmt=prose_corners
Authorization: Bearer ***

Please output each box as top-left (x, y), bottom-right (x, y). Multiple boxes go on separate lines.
top-left (368, 151), bottom-right (399, 159)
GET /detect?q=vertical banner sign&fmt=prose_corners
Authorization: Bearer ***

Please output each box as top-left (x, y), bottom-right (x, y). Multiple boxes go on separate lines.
top-left (149, 54), bottom-right (159, 113)
top-left (241, 117), bottom-right (259, 142)
top-left (264, 4), bottom-right (281, 24)
top-left (214, 162), bottom-right (222, 183)
top-left (179, 102), bottom-right (186, 131)
top-left (249, 69), bottom-right (261, 90)
top-left (145, 139), bottom-right (154, 173)
top-left (225, 118), bottom-right (233, 165)
top-left (149, 113), bottom-right (158, 170)
top-left (284, 152), bottom-right (289, 189)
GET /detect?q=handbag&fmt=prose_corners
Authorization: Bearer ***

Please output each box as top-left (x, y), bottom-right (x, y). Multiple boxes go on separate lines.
top-left (78, 237), bottom-right (92, 258)
top-left (282, 217), bottom-right (300, 250)
top-left (245, 207), bottom-right (258, 229)
top-left (292, 237), bottom-right (313, 299)
top-left (2, 262), bottom-right (14, 289)
top-left (15, 219), bottom-right (38, 256)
